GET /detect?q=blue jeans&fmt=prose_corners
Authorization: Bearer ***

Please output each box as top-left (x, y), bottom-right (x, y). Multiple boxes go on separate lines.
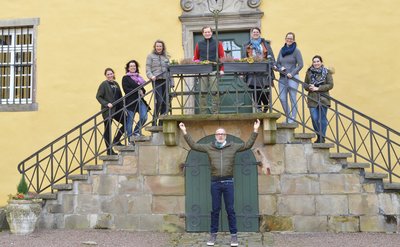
top-left (210, 179), bottom-right (237, 234)
top-left (278, 75), bottom-right (299, 122)
top-left (310, 106), bottom-right (328, 139)
top-left (126, 100), bottom-right (148, 137)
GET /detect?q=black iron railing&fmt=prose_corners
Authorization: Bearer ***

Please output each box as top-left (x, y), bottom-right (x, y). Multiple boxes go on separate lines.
top-left (269, 70), bottom-right (400, 182)
top-left (17, 66), bottom-right (400, 194)
top-left (170, 67), bottom-right (400, 182)
top-left (17, 79), bottom-right (157, 193)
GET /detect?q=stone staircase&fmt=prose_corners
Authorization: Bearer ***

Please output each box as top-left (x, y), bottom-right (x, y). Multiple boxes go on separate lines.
top-left (37, 118), bottom-right (400, 232)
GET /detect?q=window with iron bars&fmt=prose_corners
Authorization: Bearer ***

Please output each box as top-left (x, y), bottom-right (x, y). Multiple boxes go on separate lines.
top-left (0, 18), bottom-right (39, 112)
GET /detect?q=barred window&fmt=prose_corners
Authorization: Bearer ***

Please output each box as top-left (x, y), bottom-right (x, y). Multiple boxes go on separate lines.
top-left (0, 18), bottom-right (39, 112)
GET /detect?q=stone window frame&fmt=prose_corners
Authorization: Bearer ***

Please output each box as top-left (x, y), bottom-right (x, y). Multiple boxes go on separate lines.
top-left (0, 18), bottom-right (40, 112)
top-left (178, 11), bottom-right (263, 114)
top-left (179, 13), bottom-right (263, 59)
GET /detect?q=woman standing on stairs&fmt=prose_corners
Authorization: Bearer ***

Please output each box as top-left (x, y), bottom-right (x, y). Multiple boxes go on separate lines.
top-left (96, 68), bottom-right (125, 155)
top-left (122, 60), bottom-right (150, 140)
top-left (146, 40), bottom-right (172, 126)
top-left (275, 32), bottom-right (303, 123)
top-left (304, 55), bottom-right (334, 143)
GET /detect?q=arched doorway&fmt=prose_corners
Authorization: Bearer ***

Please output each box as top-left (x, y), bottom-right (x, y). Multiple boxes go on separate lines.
top-left (185, 134), bottom-right (259, 232)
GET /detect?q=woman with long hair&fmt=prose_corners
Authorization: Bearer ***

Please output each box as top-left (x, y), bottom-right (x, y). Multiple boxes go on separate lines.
top-left (96, 68), bottom-right (125, 155)
top-left (146, 40), bottom-right (172, 126)
top-left (304, 55), bottom-right (334, 143)
top-left (276, 32), bottom-right (303, 123)
top-left (243, 27), bottom-right (275, 112)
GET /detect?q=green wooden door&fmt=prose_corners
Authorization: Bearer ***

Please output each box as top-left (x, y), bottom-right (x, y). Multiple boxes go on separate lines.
top-left (193, 31), bottom-right (253, 114)
top-left (185, 134), bottom-right (259, 232)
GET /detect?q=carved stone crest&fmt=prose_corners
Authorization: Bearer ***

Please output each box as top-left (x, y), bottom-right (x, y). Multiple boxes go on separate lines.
top-left (180, 0), bottom-right (262, 13)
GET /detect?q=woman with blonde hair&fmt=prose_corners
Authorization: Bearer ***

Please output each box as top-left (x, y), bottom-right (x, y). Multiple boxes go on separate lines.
top-left (146, 40), bottom-right (171, 126)
top-left (276, 32), bottom-right (303, 123)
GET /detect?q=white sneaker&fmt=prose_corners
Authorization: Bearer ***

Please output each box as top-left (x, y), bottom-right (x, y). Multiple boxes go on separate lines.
top-left (207, 233), bottom-right (217, 246)
top-left (230, 234), bottom-right (239, 246)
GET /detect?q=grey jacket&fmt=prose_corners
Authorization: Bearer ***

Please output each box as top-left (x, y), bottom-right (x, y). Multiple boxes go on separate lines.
top-left (276, 48), bottom-right (303, 78)
top-left (146, 53), bottom-right (170, 80)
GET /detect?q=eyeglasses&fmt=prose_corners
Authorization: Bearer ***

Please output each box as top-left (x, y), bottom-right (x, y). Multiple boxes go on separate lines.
top-left (215, 133), bottom-right (226, 136)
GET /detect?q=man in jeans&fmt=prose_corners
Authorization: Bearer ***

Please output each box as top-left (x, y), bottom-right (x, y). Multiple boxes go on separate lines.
top-left (179, 119), bottom-right (260, 246)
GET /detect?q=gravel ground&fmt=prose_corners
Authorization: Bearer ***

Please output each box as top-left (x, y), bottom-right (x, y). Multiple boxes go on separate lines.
top-left (270, 232), bottom-right (400, 247)
top-left (0, 229), bottom-right (170, 247)
top-left (1, 230), bottom-right (400, 247)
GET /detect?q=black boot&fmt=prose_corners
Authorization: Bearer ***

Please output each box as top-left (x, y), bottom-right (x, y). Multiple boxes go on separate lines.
top-left (314, 135), bottom-right (321, 143)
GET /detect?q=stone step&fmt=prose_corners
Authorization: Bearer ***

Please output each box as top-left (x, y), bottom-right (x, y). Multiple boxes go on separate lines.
top-left (276, 122), bottom-right (298, 129)
top-left (145, 126), bottom-right (163, 133)
top-left (99, 155), bottom-right (119, 161)
top-left (83, 165), bottom-right (104, 171)
top-left (131, 135), bottom-right (152, 142)
top-left (68, 174), bottom-right (88, 181)
top-left (52, 183), bottom-right (73, 191)
top-left (37, 192), bottom-right (57, 200)
top-left (329, 153), bottom-right (352, 159)
top-left (114, 145), bottom-right (136, 153)
top-left (347, 163), bottom-right (370, 169)
top-left (47, 204), bottom-right (63, 213)
top-left (294, 133), bottom-right (316, 139)
top-left (312, 143), bottom-right (335, 149)
top-left (383, 182), bottom-right (400, 190)
top-left (365, 172), bottom-right (388, 179)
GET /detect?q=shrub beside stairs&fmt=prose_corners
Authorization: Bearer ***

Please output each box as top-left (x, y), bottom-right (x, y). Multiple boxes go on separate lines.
top-left (37, 120), bottom-right (400, 233)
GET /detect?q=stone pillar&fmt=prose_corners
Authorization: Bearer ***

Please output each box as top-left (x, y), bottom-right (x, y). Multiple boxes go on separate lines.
top-left (262, 117), bottom-right (277, 144)
top-left (162, 120), bottom-right (178, 146)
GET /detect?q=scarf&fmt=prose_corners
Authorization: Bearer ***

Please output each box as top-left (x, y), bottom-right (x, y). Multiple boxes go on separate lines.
top-left (280, 42), bottom-right (297, 57)
top-left (215, 140), bottom-right (227, 149)
top-left (309, 66), bottom-right (328, 86)
top-left (126, 72), bottom-right (146, 85)
top-left (250, 38), bottom-right (263, 55)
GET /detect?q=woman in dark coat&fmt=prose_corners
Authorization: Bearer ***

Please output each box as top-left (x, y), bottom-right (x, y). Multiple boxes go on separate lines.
top-left (304, 55), bottom-right (334, 143)
top-left (122, 60), bottom-right (149, 139)
top-left (96, 68), bottom-right (125, 155)
top-left (243, 27), bottom-right (275, 112)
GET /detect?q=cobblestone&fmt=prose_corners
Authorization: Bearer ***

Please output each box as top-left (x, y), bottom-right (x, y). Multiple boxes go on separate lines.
top-left (1, 229), bottom-right (400, 247)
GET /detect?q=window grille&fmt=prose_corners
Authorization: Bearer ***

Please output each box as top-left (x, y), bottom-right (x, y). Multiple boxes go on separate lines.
top-left (0, 26), bottom-right (34, 105)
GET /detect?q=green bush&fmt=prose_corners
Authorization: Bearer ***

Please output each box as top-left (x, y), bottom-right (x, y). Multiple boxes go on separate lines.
top-left (17, 175), bottom-right (28, 195)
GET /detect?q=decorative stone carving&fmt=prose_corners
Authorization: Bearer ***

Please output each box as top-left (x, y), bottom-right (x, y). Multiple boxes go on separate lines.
top-left (180, 0), bottom-right (262, 14)
top-left (247, 0), bottom-right (261, 8)
top-left (180, 0), bottom-right (194, 12)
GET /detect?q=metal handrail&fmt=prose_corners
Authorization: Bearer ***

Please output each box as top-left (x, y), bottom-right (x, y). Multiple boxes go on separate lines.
top-left (270, 69), bottom-right (400, 182)
top-left (17, 67), bottom-right (400, 194)
top-left (17, 78), bottom-right (157, 193)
